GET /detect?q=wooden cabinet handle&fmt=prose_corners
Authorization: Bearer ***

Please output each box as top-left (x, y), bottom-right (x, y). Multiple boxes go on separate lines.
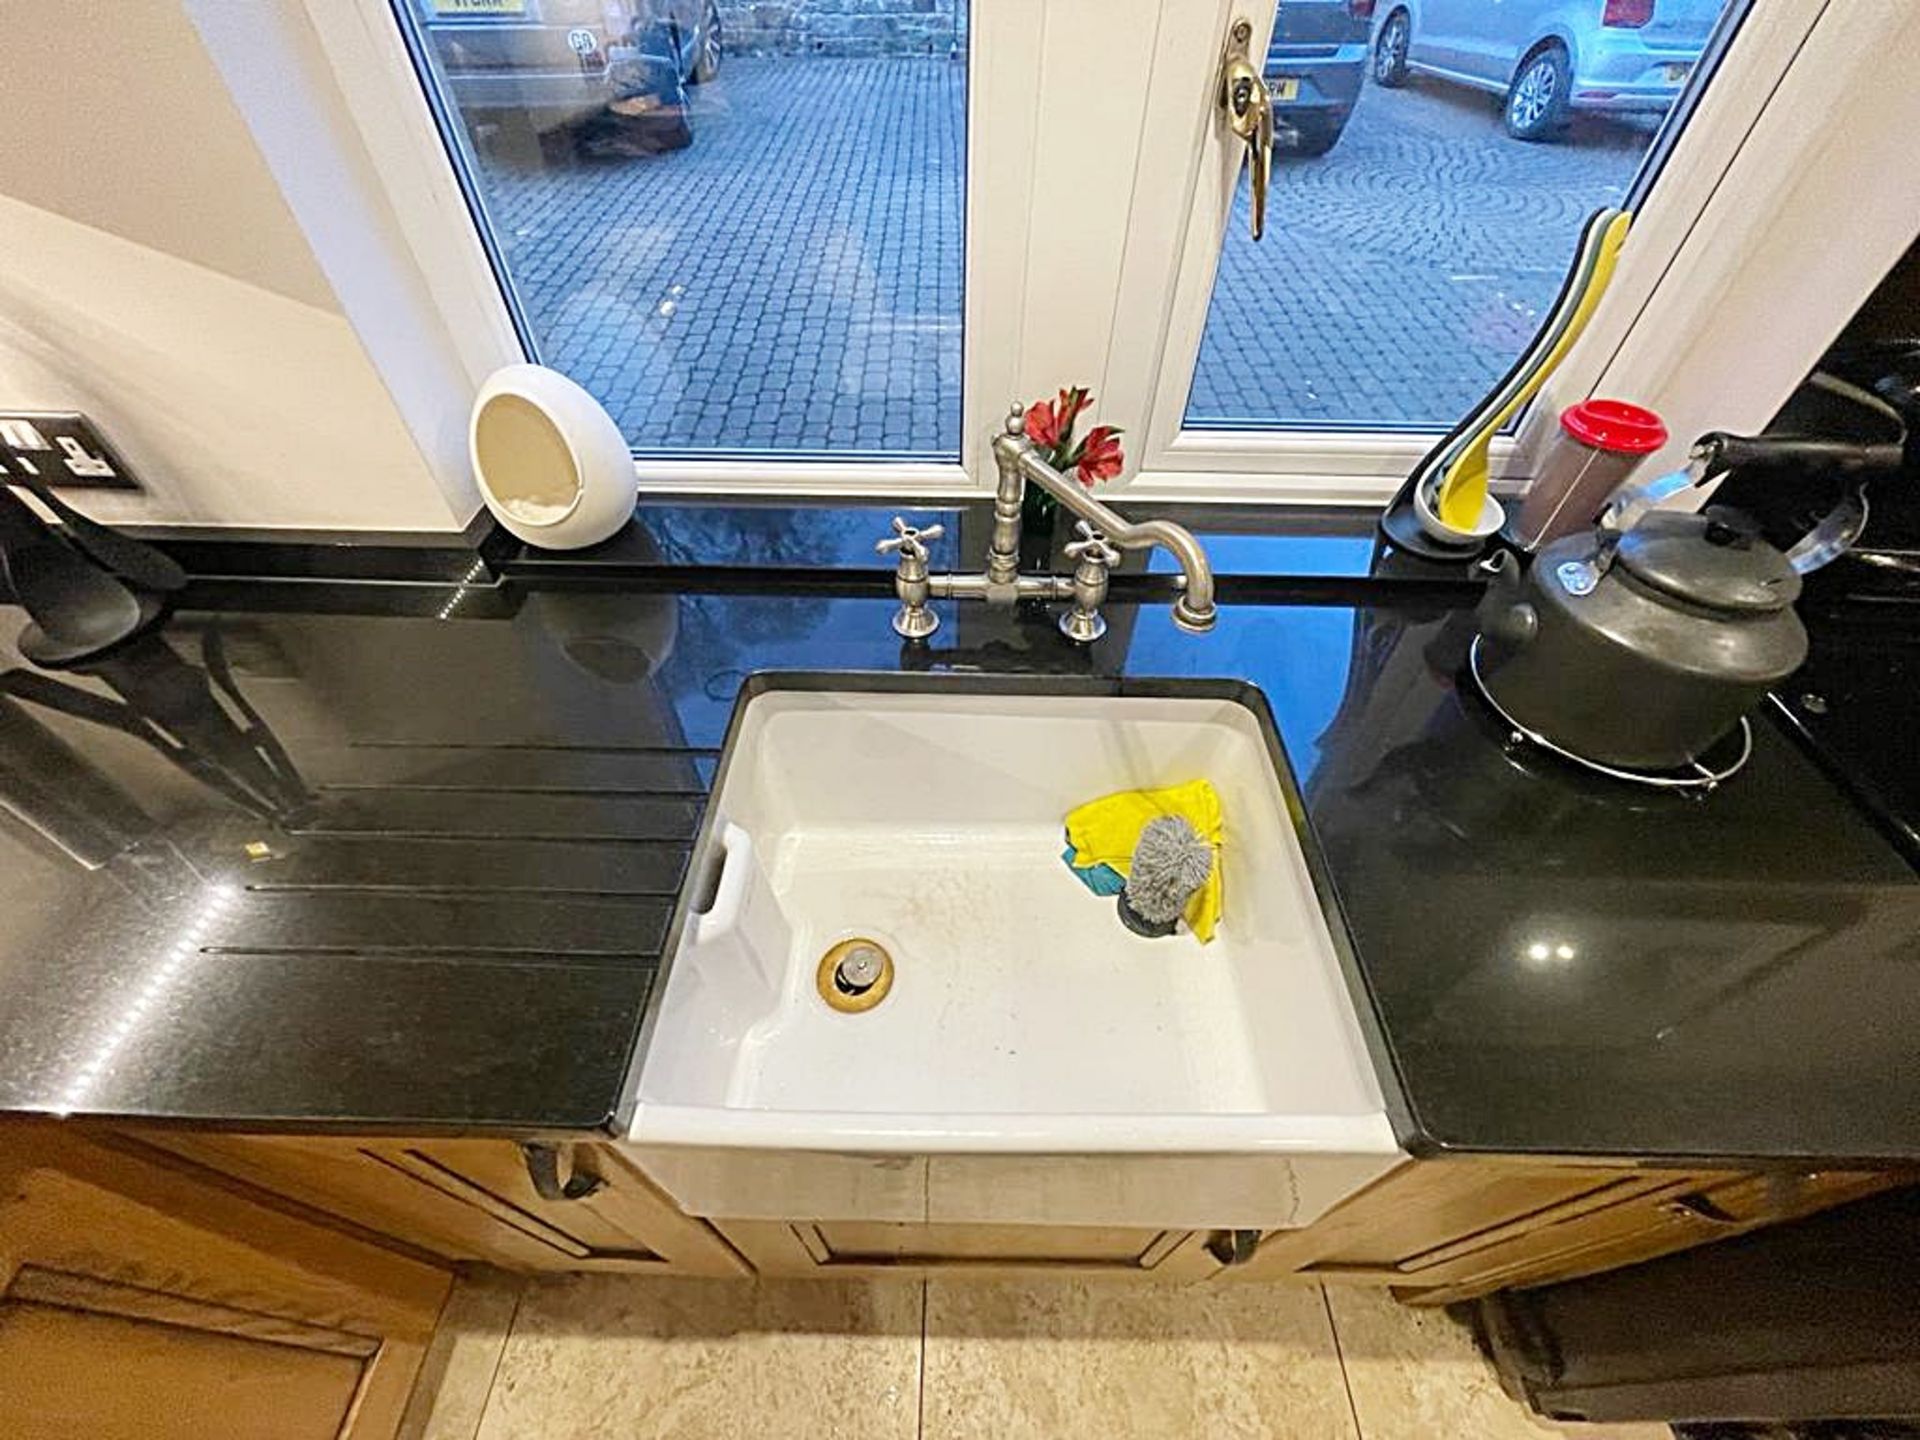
top-left (521, 1142), bottom-right (606, 1202)
top-left (1205, 1228), bottom-right (1262, 1266)
top-left (1660, 1192), bottom-right (1741, 1227)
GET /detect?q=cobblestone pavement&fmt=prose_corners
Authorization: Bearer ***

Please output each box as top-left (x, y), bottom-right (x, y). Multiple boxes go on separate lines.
top-left (1189, 77), bottom-right (1654, 430)
top-left (471, 59), bottom-right (1651, 453)
top-left (473, 57), bottom-right (965, 457)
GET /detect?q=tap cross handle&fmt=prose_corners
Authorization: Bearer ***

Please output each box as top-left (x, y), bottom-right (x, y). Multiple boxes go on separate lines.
top-left (875, 516), bottom-right (945, 562)
top-left (1065, 520), bottom-right (1120, 568)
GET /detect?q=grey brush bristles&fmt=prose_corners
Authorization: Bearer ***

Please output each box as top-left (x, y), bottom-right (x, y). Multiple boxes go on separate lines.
top-left (1124, 815), bottom-right (1214, 928)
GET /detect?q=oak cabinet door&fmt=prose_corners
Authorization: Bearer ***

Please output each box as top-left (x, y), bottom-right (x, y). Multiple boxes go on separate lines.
top-left (0, 1299), bottom-right (363, 1440)
top-left (134, 1132), bottom-right (744, 1276)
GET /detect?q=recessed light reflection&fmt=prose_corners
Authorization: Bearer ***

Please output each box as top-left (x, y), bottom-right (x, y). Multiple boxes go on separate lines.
top-left (1521, 938), bottom-right (1578, 970)
top-left (435, 558), bottom-right (490, 622)
top-left (54, 882), bottom-right (237, 1114)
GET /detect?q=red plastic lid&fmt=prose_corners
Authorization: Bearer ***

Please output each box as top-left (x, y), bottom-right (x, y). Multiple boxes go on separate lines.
top-left (1560, 399), bottom-right (1668, 454)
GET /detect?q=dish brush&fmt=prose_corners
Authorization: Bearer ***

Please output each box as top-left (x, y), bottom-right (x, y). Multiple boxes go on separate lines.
top-left (1118, 815), bottom-right (1215, 938)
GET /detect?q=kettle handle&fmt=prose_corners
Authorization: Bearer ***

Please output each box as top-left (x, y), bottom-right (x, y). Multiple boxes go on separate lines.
top-left (1782, 486), bottom-right (1869, 575)
top-left (1597, 450), bottom-right (1712, 541)
top-left (1599, 432), bottom-right (1886, 576)
top-left (1694, 430), bottom-right (1904, 479)
top-left (1601, 424), bottom-right (1905, 538)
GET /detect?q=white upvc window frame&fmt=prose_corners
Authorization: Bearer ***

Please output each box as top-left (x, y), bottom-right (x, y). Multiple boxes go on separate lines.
top-left (202, 0), bottom-right (1920, 515)
top-left (1097, 0), bottom-right (1920, 507)
top-left (276, 0), bottom-right (1017, 502)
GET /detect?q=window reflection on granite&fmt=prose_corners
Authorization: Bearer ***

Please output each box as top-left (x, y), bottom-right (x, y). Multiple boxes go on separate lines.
top-left (1113, 602), bottom-right (1359, 785)
top-left (520, 590), bottom-right (681, 687)
top-left (647, 588), bottom-right (1371, 783)
top-left (1303, 603), bottom-right (1476, 803)
top-left (1145, 532), bottom-right (1375, 579)
top-left (639, 504), bottom-right (961, 570)
top-left (655, 593), bottom-right (915, 743)
top-left (506, 501), bottom-right (1397, 579)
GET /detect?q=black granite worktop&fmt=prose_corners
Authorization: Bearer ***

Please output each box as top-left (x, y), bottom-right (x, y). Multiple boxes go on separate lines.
top-left (2, 533), bottom-right (1915, 1162)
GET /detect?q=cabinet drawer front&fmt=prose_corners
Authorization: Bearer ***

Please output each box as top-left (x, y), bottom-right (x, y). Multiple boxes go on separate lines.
top-left (808, 1222), bottom-right (1186, 1268)
top-left (721, 1220), bottom-right (1192, 1273)
top-left (1391, 1175), bottom-right (1699, 1275)
top-left (369, 1147), bottom-right (627, 1259)
top-left (1677, 1171), bottom-right (1897, 1230)
top-left (1399, 1171), bottom-right (1901, 1305)
top-left (130, 1133), bottom-right (743, 1275)
top-left (389, 1142), bottom-right (743, 1273)
top-left (131, 1133), bottom-right (586, 1269)
top-left (1244, 1162), bottom-right (1647, 1278)
top-left (383, 1142), bottom-right (661, 1257)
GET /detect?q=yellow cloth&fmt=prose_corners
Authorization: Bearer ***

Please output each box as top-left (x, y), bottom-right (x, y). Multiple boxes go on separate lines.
top-left (1064, 780), bottom-right (1224, 942)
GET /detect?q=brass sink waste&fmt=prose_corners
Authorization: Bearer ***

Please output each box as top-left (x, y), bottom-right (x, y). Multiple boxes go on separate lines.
top-left (817, 938), bottom-right (894, 1014)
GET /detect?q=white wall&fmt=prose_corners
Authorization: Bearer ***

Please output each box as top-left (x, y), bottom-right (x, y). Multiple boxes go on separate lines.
top-left (0, 0), bottom-right (479, 533)
top-left (1513, 0), bottom-right (1920, 483)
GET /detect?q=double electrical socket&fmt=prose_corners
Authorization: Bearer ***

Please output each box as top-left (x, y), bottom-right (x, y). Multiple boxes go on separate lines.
top-left (0, 413), bottom-right (140, 490)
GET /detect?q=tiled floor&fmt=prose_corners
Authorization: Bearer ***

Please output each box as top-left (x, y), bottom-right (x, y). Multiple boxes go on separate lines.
top-left (403, 1274), bottom-right (1671, 1440)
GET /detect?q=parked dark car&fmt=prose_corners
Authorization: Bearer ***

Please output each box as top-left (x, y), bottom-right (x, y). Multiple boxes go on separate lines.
top-left (1267, 0), bottom-right (1376, 157)
top-left (409, 0), bottom-right (722, 151)
top-left (1369, 0), bottom-right (1722, 142)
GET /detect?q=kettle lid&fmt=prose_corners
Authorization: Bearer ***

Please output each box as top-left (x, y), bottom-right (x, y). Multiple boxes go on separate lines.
top-left (1615, 509), bottom-right (1802, 613)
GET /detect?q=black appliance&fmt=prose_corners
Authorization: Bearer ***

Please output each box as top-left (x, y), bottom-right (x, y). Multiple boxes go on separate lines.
top-left (1470, 1188), bottom-right (1920, 1429)
top-left (1716, 338), bottom-right (1920, 864)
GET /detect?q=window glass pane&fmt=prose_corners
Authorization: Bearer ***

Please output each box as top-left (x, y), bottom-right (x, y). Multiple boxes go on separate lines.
top-left (1186, 0), bottom-right (1737, 432)
top-left (393, 0), bottom-right (967, 457)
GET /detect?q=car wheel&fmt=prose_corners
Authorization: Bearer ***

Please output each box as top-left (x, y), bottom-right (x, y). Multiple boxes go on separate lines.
top-left (654, 107), bottom-right (694, 151)
top-left (577, 106), bottom-right (693, 158)
top-left (1288, 117), bottom-right (1343, 157)
top-left (1505, 44), bottom-right (1571, 141)
top-left (1372, 10), bottom-right (1410, 88)
top-left (469, 111), bottom-right (545, 167)
top-left (691, 1), bottom-right (722, 85)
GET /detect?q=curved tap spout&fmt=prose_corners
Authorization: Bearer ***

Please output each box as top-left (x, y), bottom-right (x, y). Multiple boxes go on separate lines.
top-left (990, 406), bottom-right (1216, 632)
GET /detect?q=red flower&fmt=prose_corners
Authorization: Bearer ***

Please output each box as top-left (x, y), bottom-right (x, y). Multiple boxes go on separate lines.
top-left (1023, 398), bottom-right (1060, 449)
top-left (1055, 386), bottom-right (1092, 438)
top-left (1074, 425), bottom-right (1124, 487)
top-left (1024, 387), bottom-right (1095, 462)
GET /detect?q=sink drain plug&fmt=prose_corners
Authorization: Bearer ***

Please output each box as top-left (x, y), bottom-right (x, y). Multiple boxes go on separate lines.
top-left (817, 938), bottom-right (894, 1014)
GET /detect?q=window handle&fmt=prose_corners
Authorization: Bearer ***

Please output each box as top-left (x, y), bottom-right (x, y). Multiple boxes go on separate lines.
top-left (1219, 18), bottom-right (1274, 241)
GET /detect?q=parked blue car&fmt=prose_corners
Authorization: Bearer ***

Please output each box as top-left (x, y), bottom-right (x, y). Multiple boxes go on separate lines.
top-left (1266, 0), bottom-right (1377, 158)
top-left (407, 0), bottom-right (723, 153)
top-left (1369, 0), bottom-right (1725, 141)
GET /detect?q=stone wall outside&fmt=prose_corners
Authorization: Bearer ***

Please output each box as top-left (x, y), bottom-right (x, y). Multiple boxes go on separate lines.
top-left (715, 0), bottom-right (967, 58)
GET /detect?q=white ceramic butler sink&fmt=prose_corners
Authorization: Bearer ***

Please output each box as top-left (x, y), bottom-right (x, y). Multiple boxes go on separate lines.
top-left (622, 676), bottom-right (1403, 1231)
